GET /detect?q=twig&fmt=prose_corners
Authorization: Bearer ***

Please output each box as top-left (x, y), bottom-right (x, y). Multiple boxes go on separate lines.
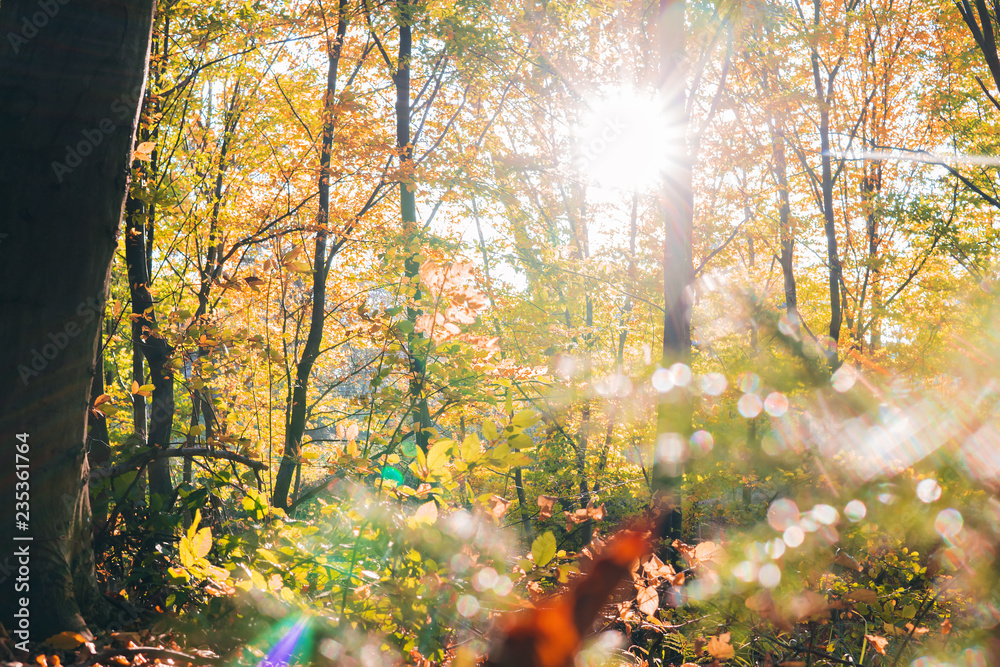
top-left (91, 447), bottom-right (264, 481)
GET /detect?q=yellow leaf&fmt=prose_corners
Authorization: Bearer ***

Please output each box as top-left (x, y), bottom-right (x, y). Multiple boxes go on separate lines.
top-left (408, 500), bottom-right (438, 527)
top-left (426, 439), bottom-right (452, 473)
top-left (192, 526), bottom-right (212, 559)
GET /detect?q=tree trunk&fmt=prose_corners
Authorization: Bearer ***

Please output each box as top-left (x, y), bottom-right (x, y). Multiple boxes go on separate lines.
top-left (656, 0), bottom-right (691, 546)
top-left (811, 3), bottom-right (843, 367)
top-left (0, 0), bottom-right (155, 638)
top-left (124, 118), bottom-right (175, 499)
top-left (272, 0), bottom-right (350, 510)
top-left (395, 0), bottom-right (433, 454)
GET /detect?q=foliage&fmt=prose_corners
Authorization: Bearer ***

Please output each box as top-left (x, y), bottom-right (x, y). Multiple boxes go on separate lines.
top-left (49, 0), bottom-right (1000, 665)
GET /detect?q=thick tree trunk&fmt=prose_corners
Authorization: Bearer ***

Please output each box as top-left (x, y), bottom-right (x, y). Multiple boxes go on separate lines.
top-left (272, 0), bottom-right (350, 510)
top-left (0, 0), bottom-right (155, 638)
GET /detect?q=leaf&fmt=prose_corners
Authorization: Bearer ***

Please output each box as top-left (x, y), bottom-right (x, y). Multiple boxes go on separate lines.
top-left (426, 439), bottom-right (452, 474)
top-left (460, 433), bottom-right (481, 462)
top-left (346, 422), bottom-right (360, 441)
top-left (531, 531), bottom-right (557, 567)
top-left (483, 420), bottom-right (498, 440)
top-left (409, 500), bottom-right (438, 527)
top-left (191, 526), bottom-right (212, 559)
top-left (845, 588), bottom-right (878, 604)
top-left (489, 495), bottom-right (511, 520)
top-left (706, 632), bottom-right (735, 660)
top-left (834, 550), bottom-right (863, 571)
top-left (133, 141), bottom-right (155, 161)
top-left (636, 585), bottom-right (659, 615)
top-left (93, 393), bottom-right (112, 407)
top-left (865, 634), bottom-right (889, 655)
top-left (537, 494), bottom-right (558, 519)
top-left (512, 409), bottom-right (540, 428)
top-left (44, 632), bottom-right (88, 649)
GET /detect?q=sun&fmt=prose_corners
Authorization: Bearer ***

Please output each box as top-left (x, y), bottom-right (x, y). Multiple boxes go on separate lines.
top-left (572, 88), bottom-right (680, 192)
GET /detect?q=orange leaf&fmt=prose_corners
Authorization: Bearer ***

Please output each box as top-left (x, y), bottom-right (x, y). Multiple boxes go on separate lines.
top-left (706, 632), bottom-right (735, 660)
top-left (537, 495), bottom-right (558, 520)
top-left (865, 634), bottom-right (889, 656)
top-left (44, 632), bottom-right (88, 649)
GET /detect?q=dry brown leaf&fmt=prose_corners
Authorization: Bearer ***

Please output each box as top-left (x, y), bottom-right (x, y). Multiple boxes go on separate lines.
top-left (706, 632), bottom-right (735, 660)
top-left (788, 590), bottom-right (830, 622)
top-left (636, 585), bottom-right (659, 616)
top-left (865, 634), bottom-right (889, 655)
top-left (941, 619), bottom-right (952, 635)
top-left (905, 622), bottom-right (930, 636)
top-left (490, 495), bottom-right (512, 520)
top-left (845, 588), bottom-right (878, 604)
top-left (537, 495), bottom-right (558, 520)
top-left (834, 550), bottom-right (863, 571)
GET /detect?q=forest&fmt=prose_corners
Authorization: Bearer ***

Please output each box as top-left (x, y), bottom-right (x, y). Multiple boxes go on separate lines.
top-left (2, 0), bottom-right (1000, 665)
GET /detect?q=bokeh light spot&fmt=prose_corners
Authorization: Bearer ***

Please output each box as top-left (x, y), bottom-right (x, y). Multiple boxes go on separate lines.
top-left (845, 499), bottom-right (867, 522)
top-left (917, 478), bottom-right (942, 503)
top-left (768, 498), bottom-right (800, 531)
top-left (935, 508), bottom-right (963, 539)
top-left (764, 392), bottom-right (789, 417)
top-left (738, 393), bottom-right (763, 418)
top-left (759, 563), bottom-right (781, 587)
top-left (700, 372), bottom-right (727, 396)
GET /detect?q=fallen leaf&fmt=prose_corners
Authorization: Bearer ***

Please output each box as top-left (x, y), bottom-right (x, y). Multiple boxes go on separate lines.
top-left (44, 632), bottom-right (88, 649)
top-left (706, 632), bottom-right (735, 660)
top-left (941, 619), bottom-right (952, 635)
top-left (865, 634), bottom-right (889, 655)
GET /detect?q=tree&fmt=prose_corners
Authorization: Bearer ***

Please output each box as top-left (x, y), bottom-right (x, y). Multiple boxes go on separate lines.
top-left (0, 0), bottom-right (156, 637)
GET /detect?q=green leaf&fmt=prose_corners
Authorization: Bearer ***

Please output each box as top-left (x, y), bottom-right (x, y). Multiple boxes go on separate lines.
top-left (398, 321), bottom-right (414, 334)
top-left (532, 531), bottom-right (557, 568)
top-left (483, 421), bottom-right (498, 440)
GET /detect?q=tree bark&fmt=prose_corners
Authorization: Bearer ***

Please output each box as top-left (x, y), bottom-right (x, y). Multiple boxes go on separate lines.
top-left (0, 0), bottom-right (155, 638)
